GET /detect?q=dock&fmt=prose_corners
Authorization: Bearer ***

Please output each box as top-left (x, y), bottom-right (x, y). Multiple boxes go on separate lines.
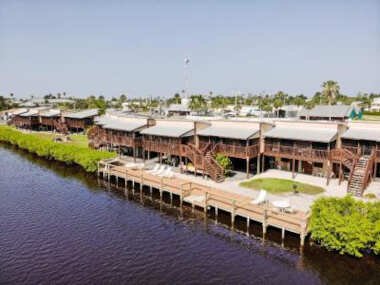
top-left (98, 159), bottom-right (310, 245)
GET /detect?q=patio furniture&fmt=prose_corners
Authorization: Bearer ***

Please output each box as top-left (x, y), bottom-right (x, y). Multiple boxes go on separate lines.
top-left (158, 167), bottom-right (173, 178)
top-left (272, 199), bottom-right (291, 212)
top-left (147, 164), bottom-right (160, 173)
top-left (250, 190), bottom-right (267, 205)
top-left (152, 165), bottom-right (166, 175)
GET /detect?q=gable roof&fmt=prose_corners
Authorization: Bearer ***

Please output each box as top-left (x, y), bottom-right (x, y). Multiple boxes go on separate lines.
top-left (140, 121), bottom-right (194, 137)
top-left (19, 109), bottom-right (39, 117)
top-left (342, 128), bottom-right (380, 142)
top-left (39, 109), bottom-right (61, 117)
top-left (264, 126), bottom-right (337, 143)
top-left (299, 105), bottom-right (354, 118)
top-left (197, 121), bottom-right (260, 140)
top-left (64, 109), bottom-right (98, 119)
top-left (96, 116), bottom-right (147, 132)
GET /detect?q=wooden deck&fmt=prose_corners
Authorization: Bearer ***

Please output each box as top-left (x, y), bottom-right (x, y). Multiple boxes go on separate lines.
top-left (98, 159), bottom-right (310, 245)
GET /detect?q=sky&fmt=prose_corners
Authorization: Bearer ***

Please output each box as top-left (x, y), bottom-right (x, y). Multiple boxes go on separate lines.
top-left (0, 0), bottom-right (379, 98)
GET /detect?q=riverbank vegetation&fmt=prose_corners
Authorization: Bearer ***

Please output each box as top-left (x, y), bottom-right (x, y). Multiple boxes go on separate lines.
top-left (239, 178), bottom-right (324, 195)
top-left (310, 196), bottom-right (380, 257)
top-left (0, 126), bottom-right (115, 172)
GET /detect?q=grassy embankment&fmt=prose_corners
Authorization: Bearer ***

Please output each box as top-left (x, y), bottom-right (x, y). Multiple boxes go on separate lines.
top-left (239, 178), bottom-right (324, 195)
top-left (0, 126), bottom-right (115, 172)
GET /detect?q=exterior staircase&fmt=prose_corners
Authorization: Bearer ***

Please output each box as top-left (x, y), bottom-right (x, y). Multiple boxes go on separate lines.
top-left (181, 144), bottom-right (225, 182)
top-left (53, 119), bottom-right (69, 134)
top-left (347, 152), bottom-right (376, 197)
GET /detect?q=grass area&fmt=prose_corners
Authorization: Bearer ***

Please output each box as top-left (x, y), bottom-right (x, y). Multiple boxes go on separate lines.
top-left (33, 132), bottom-right (89, 148)
top-left (0, 126), bottom-right (115, 172)
top-left (239, 178), bottom-right (324, 195)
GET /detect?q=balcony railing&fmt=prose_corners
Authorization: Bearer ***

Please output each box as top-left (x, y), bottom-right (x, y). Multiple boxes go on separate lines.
top-left (264, 143), bottom-right (329, 162)
top-left (142, 139), bottom-right (181, 156)
top-left (199, 141), bottom-right (259, 158)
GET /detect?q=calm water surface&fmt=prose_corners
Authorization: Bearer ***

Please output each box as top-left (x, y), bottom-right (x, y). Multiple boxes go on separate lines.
top-left (1, 145), bottom-right (379, 285)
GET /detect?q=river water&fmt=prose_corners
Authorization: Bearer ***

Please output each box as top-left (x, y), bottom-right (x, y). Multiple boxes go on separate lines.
top-left (0, 145), bottom-right (379, 285)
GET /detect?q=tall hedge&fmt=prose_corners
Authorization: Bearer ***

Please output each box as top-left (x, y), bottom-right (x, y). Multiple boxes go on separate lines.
top-left (310, 196), bottom-right (380, 257)
top-left (0, 126), bottom-right (115, 172)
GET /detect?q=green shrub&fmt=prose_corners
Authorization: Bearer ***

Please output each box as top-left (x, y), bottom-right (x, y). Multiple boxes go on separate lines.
top-left (0, 126), bottom-right (115, 172)
top-left (364, 193), bottom-right (377, 199)
top-left (310, 196), bottom-right (380, 257)
top-left (215, 153), bottom-right (232, 173)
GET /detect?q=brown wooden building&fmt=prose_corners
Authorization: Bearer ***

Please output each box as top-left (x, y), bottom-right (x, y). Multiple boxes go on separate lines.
top-left (89, 115), bottom-right (149, 159)
top-left (39, 109), bottom-right (61, 131)
top-left (63, 109), bottom-right (98, 132)
top-left (197, 121), bottom-right (262, 176)
top-left (11, 109), bottom-right (40, 130)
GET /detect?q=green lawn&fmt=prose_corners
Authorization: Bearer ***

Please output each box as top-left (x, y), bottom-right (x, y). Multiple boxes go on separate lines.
top-left (239, 178), bottom-right (324, 195)
top-left (33, 132), bottom-right (89, 148)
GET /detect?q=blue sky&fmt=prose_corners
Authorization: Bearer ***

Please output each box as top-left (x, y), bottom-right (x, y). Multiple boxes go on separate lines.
top-left (0, 1), bottom-right (379, 98)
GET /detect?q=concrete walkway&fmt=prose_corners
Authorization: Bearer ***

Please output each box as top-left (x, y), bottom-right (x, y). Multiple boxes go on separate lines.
top-left (119, 156), bottom-right (380, 211)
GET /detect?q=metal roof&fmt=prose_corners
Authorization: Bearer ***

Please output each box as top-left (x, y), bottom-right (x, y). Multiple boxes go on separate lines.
top-left (140, 121), bottom-right (194, 137)
top-left (298, 105), bottom-right (354, 118)
top-left (39, 109), bottom-right (61, 117)
top-left (64, 109), bottom-right (98, 119)
top-left (19, 109), bottom-right (39, 117)
top-left (198, 124), bottom-right (260, 140)
top-left (96, 116), bottom-right (147, 132)
top-left (342, 128), bottom-right (380, 142)
top-left (264, 127), bottom-right (337, 143)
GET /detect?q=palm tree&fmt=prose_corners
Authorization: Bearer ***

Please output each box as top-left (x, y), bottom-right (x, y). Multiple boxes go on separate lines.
top-left (322, 80), bottom-right (340, 105)
top-left (189, 95), bottom-right (207, 113)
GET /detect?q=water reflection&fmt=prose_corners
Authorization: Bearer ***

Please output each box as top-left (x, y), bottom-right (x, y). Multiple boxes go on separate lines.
top-left (1, 144), bottom-right (380, 285)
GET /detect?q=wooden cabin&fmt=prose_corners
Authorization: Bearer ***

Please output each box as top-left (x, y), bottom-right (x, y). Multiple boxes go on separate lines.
top-left (341, 122), bottom-right (380, 178)
top-left (140, 119), bottom-right (224, 181)
top-left (140, 120), bottom-right (195, 162)
top-left (39, 109), bottom-right (61, 131)
top-left (262, 122), bottom-right (338, 178)
top-left (197, 120), bottom-right (261, 176)
top-left (90, 115), bottom-right (149, 158)
top-left (12, 109), bottom-right (40, 130)
top-left (63, 109), bottom-right (98, 132)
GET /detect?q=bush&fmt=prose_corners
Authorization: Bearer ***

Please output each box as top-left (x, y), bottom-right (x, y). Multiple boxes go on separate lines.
top-left (0, 126), bottom-right (115, 172)
top-left (364, 193), bottom-right (377, 199)
top-left (215, 153), bottom-right (232, 173)
top-left (310, 196), bottom-right (380, 257)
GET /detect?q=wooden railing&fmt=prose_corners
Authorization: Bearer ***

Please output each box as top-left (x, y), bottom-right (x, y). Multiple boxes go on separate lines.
top-left (264, 143), bottom-right (329, 162)
top-left (199, 141), bottom-right (259, 159)
top-left (143, 139), bottom-right (181, 156)
top-left (362, 150), bottom-right (377, 193)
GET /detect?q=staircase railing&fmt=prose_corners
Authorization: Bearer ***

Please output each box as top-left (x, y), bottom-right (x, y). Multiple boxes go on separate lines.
top-left (361, 150), bottom-right (376, 195)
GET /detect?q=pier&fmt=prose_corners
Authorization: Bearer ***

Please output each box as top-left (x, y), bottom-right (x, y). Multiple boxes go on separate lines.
top-left (98, 158), bottom-right (310, 245)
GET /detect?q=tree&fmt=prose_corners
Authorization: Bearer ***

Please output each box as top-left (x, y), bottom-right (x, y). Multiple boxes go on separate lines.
top-left (273, 99), bottom-right (283, 117)
top-left (322, 80), bottom-right (340, 105)
top-left (189, 95), bottom-right (207, 113)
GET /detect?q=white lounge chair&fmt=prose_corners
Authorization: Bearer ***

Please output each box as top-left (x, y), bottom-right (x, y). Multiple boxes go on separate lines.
top-left (158, 167), bottom-right (172, 177)
top-left (250, 190), bottom-right (267, 205)
top-left (162, 168), bottom-right (175, 178)
top-left (125, 162), bottom-right (137, 168)
top-left (148, 164), bottom-right (160, 173)
top-left (153, 165), bottom-right (166, 175)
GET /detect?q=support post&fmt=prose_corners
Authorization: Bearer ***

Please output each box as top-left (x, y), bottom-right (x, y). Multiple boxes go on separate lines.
top-left (231, 200), bottom-right (236, 228)
top-left (257, 155), bottom-right (261, 174)
top-left (204, 192), bottom-right (208, 213)
top-left (246, 158), bottom-right (250, 179)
